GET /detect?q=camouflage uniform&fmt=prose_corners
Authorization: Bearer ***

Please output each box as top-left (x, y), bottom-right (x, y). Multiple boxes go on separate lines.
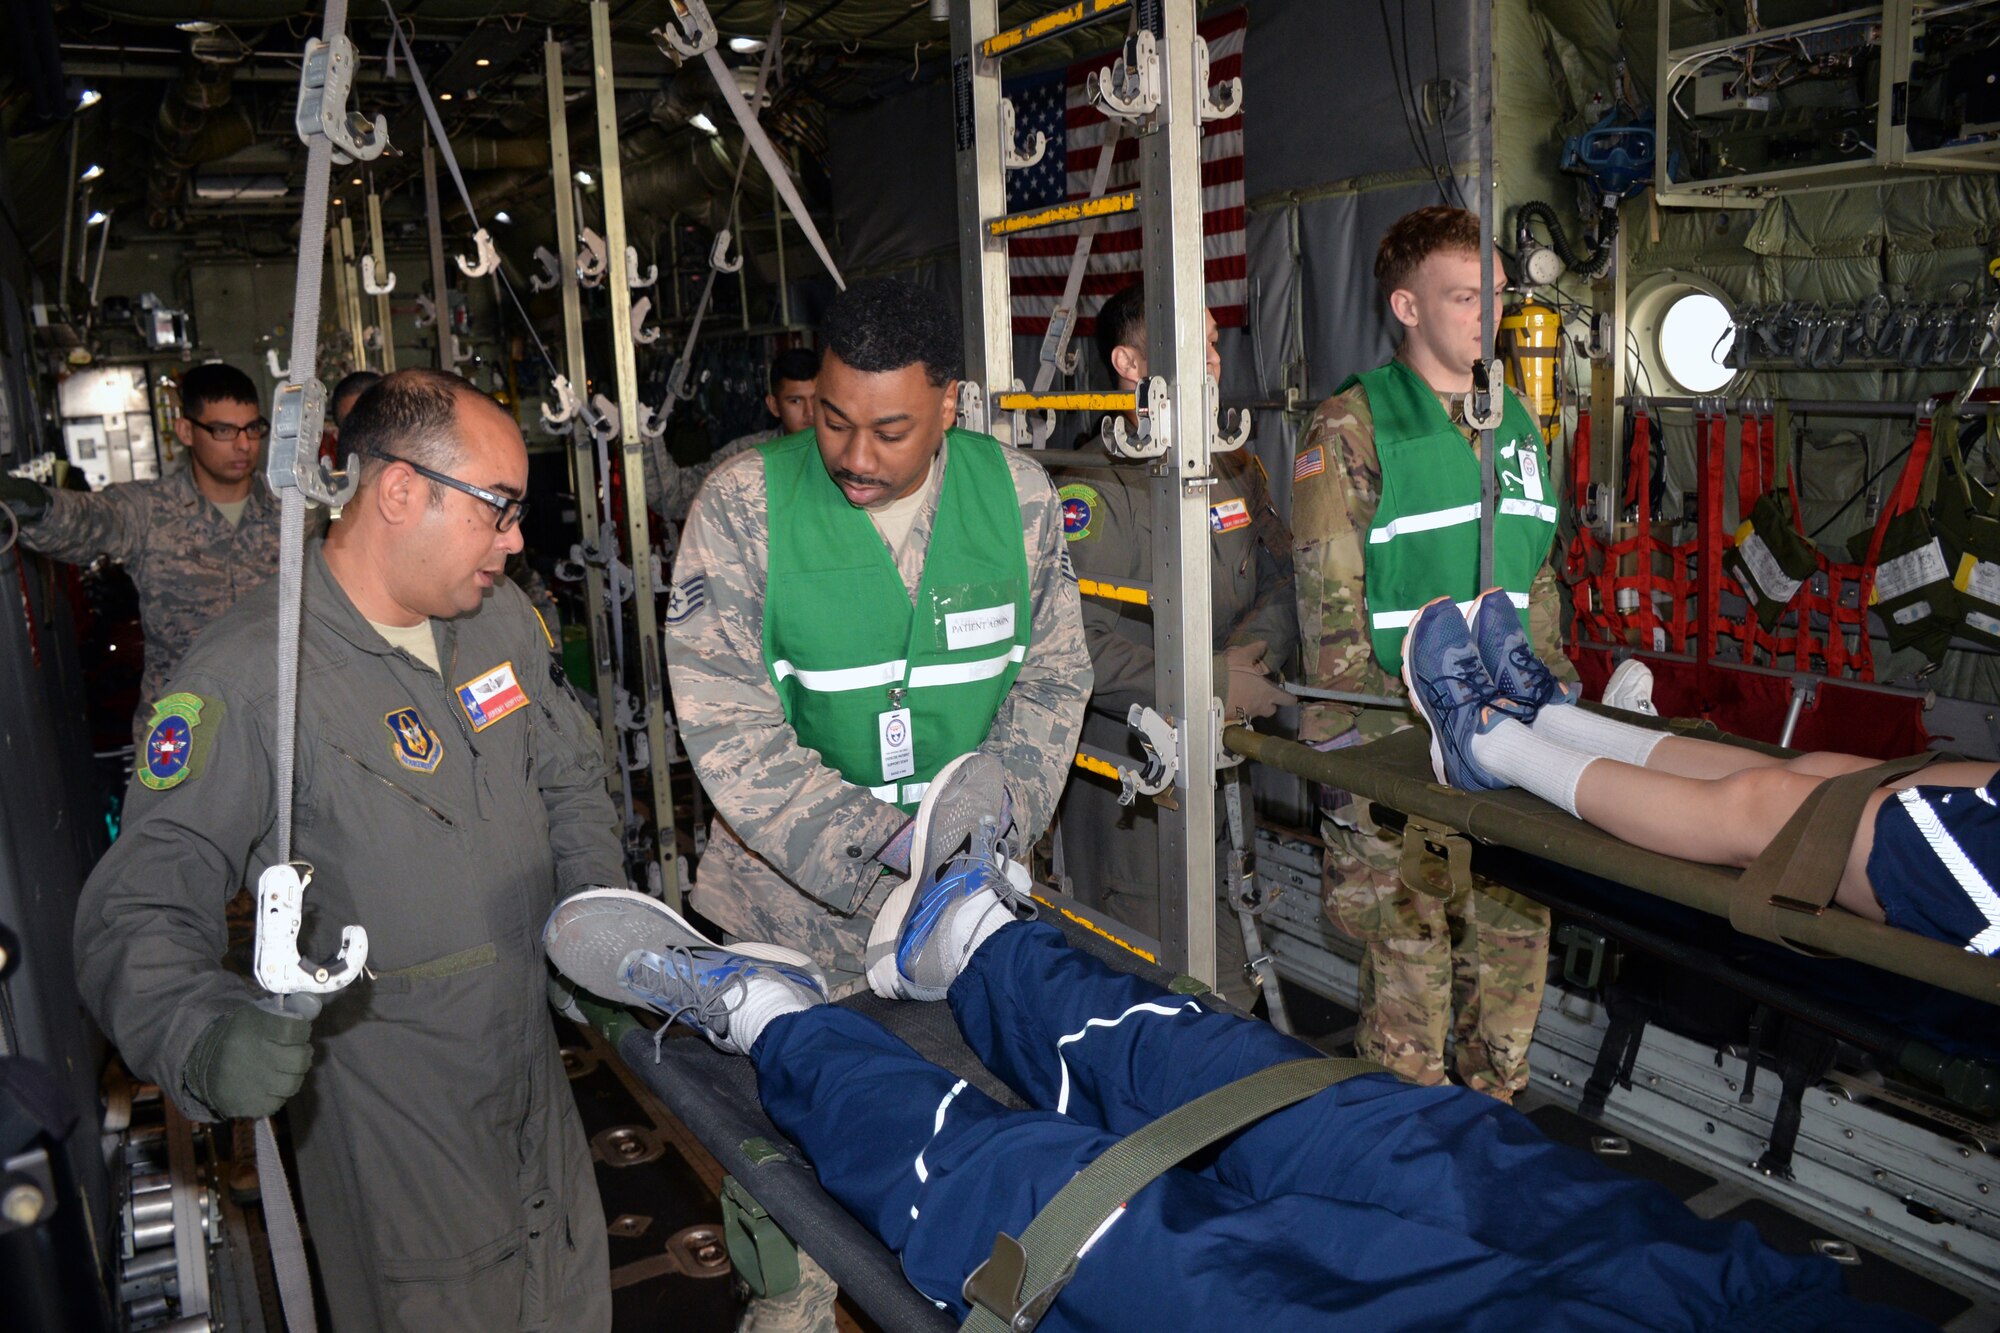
top-left (13, 467), bottom-right (311, 743)
top-left (1049, 447), bottom-right (1296, 1005)
top-left (665, 436), bottom-right (1090, 998)
top-left (1291, 366), bottom-right (1572, 1100)
top-left (644, 428), bottom-right (777, 530)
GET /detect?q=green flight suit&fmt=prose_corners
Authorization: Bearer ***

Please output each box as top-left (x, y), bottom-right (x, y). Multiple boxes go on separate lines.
top-left (75, 539), bottom-right (620, 1332)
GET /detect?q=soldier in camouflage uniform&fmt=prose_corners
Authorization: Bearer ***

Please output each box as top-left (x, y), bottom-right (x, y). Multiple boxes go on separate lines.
top-left (665, 283), bottom-right (1088, 999)
top-left (1292, 207), bottom-right (1573, 1101)
top-left (0, 362), bottom-right (314, 745)
top-left (645, 346), bottom-right (821, 529)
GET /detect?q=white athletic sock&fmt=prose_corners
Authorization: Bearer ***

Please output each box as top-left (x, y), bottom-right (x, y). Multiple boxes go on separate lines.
top-left (729, 978), bottom-right (815, 1052)
top-left (1529, 704), bottom-right (1668, 768)
top-left (1469, 717), bottom-right (1594, 818)
top-left (944, 888), bottom-right (1014, 974)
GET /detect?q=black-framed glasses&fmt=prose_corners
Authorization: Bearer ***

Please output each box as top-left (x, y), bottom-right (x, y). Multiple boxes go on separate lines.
top-left (368, 450), bottom-right (527, 532)
top-left (189, 417), bottom-right (271, 442)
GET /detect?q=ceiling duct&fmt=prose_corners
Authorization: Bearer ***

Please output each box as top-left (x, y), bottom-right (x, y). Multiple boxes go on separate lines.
top-left (145, 34), bottom-right (247, 228)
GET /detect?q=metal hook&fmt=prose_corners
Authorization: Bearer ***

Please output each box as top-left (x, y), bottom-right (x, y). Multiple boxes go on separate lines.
top-left (585, 392), bottom-right (622, 444)
top-left (413, 293), bottom-right (437, 328)
top-left (630, 295), bottom-right (661, 346)
top-left (576, 228), bottom-right (609, 288)
top-left (999, 96), bottom-right (1047, 170)
top-left (530, 245), bottom-right (563, 293)
top-left (1087, 30), bottom-right (1161, 124)
top-left (455, 226), bottom-right (500, 278)
top-left (650, 0), bottom-right (718, 62)
top-left (266, 349), bottom-right (290, 379)
top-left (540, 373), bottom-right (582, 431)
top-left (1193, 35), bottom-right (1243, 122)
top-left (637, 400), bottom-right (669, 441)
top-left (709, 228), bottom-right (743, 274)
top-left (625, 246), bottom-right (657, 288)
top-left (360, 253), bottom-right (397, 295)
top-left (295, 34), bottom-right (389, 166)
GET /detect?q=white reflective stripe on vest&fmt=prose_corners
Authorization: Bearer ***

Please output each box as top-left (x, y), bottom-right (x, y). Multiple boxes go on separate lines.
top-left (907, 644), bottom-right (1028, 688)
top-left (868, 780), bottom-right (932, 804)
top-left (1370, 590), bottom-right (1529, 631)
top-left (772, 657), bottom-right (907, 692)
top-left (1369, 502), bottom-right (1482, 544)
top-left (1500, 497), bottom-right (1559, 524)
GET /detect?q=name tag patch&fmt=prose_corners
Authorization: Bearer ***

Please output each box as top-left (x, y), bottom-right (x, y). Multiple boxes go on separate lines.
top-left (944, 603), bottom-right (1016, 651)
top-left (879, 707), bottom-right (915, 782)
top-left (457, 661), bottom-right (530, 732)
top-left (1210, 497), bottom-right (1251, 534)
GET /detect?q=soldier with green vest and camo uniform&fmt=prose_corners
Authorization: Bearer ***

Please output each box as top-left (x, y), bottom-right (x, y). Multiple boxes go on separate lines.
top-left (665, 279), bottom-right (1092, 1004)
top-left (1290, 205), bottom-right (1576, 1102)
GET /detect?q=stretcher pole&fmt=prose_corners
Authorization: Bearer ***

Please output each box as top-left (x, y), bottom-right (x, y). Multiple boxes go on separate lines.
top-left (589, 0), bottom-right (679, 906)
top-left (545, 35), bottom-right (621, 790)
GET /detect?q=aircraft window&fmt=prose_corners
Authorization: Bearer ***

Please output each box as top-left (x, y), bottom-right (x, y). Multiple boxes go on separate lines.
top-left (1657, 290), bottom-right (1736, 393)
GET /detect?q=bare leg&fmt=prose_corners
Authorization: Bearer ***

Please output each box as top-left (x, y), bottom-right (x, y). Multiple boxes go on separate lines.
top-left (1642, 733), bottom-right (1879, 783)
top-left (1574, 758), bottom-right (2000, 921)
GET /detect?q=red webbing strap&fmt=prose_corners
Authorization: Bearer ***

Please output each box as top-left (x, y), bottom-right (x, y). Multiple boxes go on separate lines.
top-left (1565, 413), bottom-right (1618, 644)
top-left (1737, 407), bottom-right (1761, 512)
top-left (1627, 409), bottom-right (1664, 647)
top-left (1860, 418), bottom-right (1936, 573)
top-left (1700, 405), bottom-right (1727, 664)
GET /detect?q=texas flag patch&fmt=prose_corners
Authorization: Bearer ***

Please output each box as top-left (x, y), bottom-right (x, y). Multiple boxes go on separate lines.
top-left (457, 661), bottom-right (530, 732)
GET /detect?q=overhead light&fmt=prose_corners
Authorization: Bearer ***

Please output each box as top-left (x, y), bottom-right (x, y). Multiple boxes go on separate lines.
top-left (175, 19), bottom-right (219, 32)
top-left (493, 210), bottom-right (512, 224)
top-left (77, 88), bottom-right (102, 110)
top-left (475, 57), bottom-right (491, 67)
top-left (194, 173), bottom-right (289, 201)
top-left (439, 91), bottom-right (454, 101)
top-left (690, 113), bottom-right (719, 135)
top-left (350, 176), bottom-right (363, 186)
top-left (86, 211), bottom-right (108, 226)
top-left (574, 169), bottom-right (595, 186)
top-left (79, 163), bottom-right (103, 183)
top-left (727, 37), bottom-right (765, 54)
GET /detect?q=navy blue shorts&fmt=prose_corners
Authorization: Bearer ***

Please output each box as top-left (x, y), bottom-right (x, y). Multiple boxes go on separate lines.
top-left (1866, 784), bottom-right (2000, 954)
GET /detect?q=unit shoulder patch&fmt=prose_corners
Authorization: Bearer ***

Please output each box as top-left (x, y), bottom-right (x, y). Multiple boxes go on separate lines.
top-left (139, 692), bottom-right (214, 791)
top-left (385, 706), bottom-right (445, 774)
top-left (1059, 482), bottom-right (1100, 542)
top-left (456, 661), bottom-right (530, 732)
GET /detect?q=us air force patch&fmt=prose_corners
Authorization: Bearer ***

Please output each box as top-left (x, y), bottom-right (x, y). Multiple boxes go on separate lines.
top-left (665, 574), bottom-right (707, 625)
top-left (1059, 483), bottom-right (1099, 542)
top-left (139, 692), bottom-right (206, 791)
top-left (385, 706), bottom-right (445, 774)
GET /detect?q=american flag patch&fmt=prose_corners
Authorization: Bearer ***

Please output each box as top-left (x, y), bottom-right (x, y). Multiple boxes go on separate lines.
top-left (1293, 446), bottom-right (1325, 482)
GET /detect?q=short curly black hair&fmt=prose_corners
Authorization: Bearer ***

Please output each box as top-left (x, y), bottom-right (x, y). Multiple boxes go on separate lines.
top-left (821, 279), bottom-right (960, 387)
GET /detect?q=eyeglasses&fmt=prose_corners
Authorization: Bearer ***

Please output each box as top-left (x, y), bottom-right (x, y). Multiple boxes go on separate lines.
top-left (368, 450), bottom-right (528, 532)
top-left (189, 417), bottom-right (271, 442)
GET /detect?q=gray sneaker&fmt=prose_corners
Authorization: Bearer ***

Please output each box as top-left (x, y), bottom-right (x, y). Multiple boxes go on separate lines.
top-left (619, 943), bottom-right (828, 1056)
top-left (543, 887), bottom-right (819, 1005)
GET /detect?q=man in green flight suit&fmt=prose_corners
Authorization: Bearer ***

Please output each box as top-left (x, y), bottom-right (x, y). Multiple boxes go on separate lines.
top-left (1291, 206), bottom-right (1575, 1101)
top-left (74, 369), bottom-right (622, 1330)
top-left (1049, 283), bottom-right (1297, 1007)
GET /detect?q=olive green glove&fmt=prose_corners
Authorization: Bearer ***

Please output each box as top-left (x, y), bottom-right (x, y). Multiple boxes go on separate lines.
top-left (0, 475), bottom-right (49, 523)
top-left (182, 1002), bottom-right (315, 1119)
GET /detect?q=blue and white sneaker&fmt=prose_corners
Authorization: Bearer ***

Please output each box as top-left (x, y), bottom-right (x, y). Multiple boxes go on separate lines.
top-left (543, 887), bottom-right (821, 1008)
top-left (1466, 586), bottom-right (1582, 719)
top-left (1402, 596), bottom-right (1510, 791)
top-left (619, 944), bottom-right (827, 1056)
top-left (865, 753), bottom-right (1027, 1000)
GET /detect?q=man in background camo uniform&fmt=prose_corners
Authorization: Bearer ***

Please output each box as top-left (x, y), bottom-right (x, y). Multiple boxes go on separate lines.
top-left (1293, 207), bottom-right (1572, 1102)
top-left (0, 361), bottom-right (312, 745)
top-left (665, 280), bottom-right (1087, 1333)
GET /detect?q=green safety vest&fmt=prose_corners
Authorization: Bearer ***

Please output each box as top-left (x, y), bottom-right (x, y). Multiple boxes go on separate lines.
top-left (761, 428), bottom-right (1031, 812)
top-left (1348, 360), bottom-right (1557, 673)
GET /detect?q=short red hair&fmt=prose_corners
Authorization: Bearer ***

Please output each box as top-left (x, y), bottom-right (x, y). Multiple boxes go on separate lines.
top-left (1374, 205), bottom-right (1483, 299)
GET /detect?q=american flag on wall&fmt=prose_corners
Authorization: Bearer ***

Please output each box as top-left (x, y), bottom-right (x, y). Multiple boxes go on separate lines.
top-left (1002, 7), bottom-right (1248, 337)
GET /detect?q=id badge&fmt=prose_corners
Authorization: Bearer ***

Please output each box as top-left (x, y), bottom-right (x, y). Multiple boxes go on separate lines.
top-left (879, 708), bottom-right (915, 782)
top-left (1518, 447), bottom-right (1544, 502)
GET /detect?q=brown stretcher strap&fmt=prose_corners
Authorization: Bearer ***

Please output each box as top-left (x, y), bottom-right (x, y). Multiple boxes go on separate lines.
top-left (1732, 752), bottom-right (1941, 953)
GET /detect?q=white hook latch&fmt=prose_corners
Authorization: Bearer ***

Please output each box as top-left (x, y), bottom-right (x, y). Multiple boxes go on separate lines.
top-left (586, 392), bottom-right (622, 444)
top-left (530, 245), bottom-right (563, 293)
top-left (955, 381), bottom-right (988, 436)
top-left (1208, 375), bottom-right (1250, 453)
top-left (709, 229), bottom-right (742, 274)
top-left (360, 253), bottom-right (396, 295)
top-left (253, 862), bottom-right (369, 997)
top-left (413, 293), bottom-right (437, 328)
top-left (266, 349), bottom-right (289, 379)
top-left (1102, 376), bottom-right (1171, 460)
top-left (577, 228), bottom-right (609, 287)
top-left (455, 227), bottom-right (500, 278)
top-left (637, 400), bottom-right (669, 441)
top-left (540, 373), bottom-right (582, 431)
top-left (630, 295), bottom-right (661, 346)
top-left (1000, 96), bottom-right (1047, 169)
top-left (651, 0), bottom-right (719, 62)
top-left (1193, 35), bottom-right (1243, 122)
top-left (295, 34), bottom-right (389, 166)
top-left (626, 246), bottom-right (658, 288)
top-left (1087, 30), bottom-right (1161, 125)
